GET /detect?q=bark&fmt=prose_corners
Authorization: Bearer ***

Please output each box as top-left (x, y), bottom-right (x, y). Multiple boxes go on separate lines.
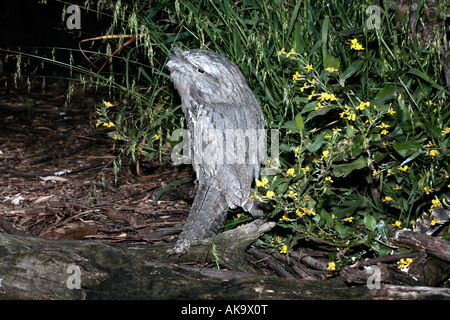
top-left (1, 220), bottom-right (449, 300)
top-left (389, 228), bottom-right (450, 262)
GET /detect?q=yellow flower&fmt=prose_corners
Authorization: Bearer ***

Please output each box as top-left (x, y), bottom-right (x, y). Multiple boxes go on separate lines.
top-left (103, 100), bottom-right (113, 108)
top-left (372, 169), bottom-right (381, 178)
top-left (393, 184), bottom-right (402, 190)
top-left (424, 186), bottom-right (434, 195)
top-left (388, 107), bottom-right (396, 115)
top-left (430, 217), bottom-right (441, 226)
top-left (103, 121), bottom-right (115, 128)
top-left (349, 38), bottom-right (364, 50)
top-left (276, 48), bottom-right (286, 56)
top-left (325, 67), bottom-right (338, 73)
top-left (292, 71), bottom-right (300, 82)
top-left (305, 64), bottom-right (314, 72)
top-left (332, 128), bottom-right (342, 135)
top-left (343, 216), bottom-right (354, 223)
top-left (429, 198), bottom-right (441, 212)
top-left (280, 245), bottom-right (288, 254)
top-left (322, 150), bottom-right (329, 158)
top-left (287, 190), bottom-right (298, 201)
top-left (356, 101), bottom-right (370, 110)
top-left (347, 113), bottom-right (356, 121)
top-left (425, 100), bottom-right (436, 106)
top-left (286, 48), bottom-right (296, 58)
top-left (307, 90), bottom-right (316, 100)
top-left (428, 149), bottom-right (439, 158)
top-left (327, 262), bottom-right (336, 271)
top-left (256, 177), bottom-right (269, 188)
top-left (398, 165), bottom-right (408, 172)
top-left (295, 208), bottom-right (305, 217)
top-left (441, 127), bottom-right (450, 135)
top-left (339, 105), bottom-right (356, 121)
top-left (380, 122), bottom-right (390, 128)
top-left (113, 134), bottom-right (122, 140)
top-left (280, 213), bottom-right (290, 221)
top-left (393, 220), bottom-right (402, 228)
top-left (154, 134), bottom-right (161, 140)
top-left (381, 129), bottom-right (389, 135)
top-left (318, 92), bottom-right (337, 102)
top-left (383, 196), bottom-right (393, 202)
top-left (286, 168), bottom-right (296, 177)
top-left (266, 190), bottom-right (275, 199)
top-left (325, 176), bottom-right (333, 183)
top-left (300, 83), bottom-right (311, 92)
top-left (95, 119), bottom-right (102, 127)
top-left (398, 258), bottom-right (413, 270)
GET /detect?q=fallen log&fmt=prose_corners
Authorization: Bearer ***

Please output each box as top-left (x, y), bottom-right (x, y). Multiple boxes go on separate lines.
top-left (389, 228), bottom-right (450, 262)
top-left (1, 224), bottom-right (449, 300)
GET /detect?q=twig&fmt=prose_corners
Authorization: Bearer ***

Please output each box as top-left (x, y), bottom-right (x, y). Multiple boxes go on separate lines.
top-left (350, 252), bottom-right (418, 268)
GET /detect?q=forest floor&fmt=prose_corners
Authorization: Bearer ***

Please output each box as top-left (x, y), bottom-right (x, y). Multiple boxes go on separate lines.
top-left (0, 77), bottom-right (194, 244)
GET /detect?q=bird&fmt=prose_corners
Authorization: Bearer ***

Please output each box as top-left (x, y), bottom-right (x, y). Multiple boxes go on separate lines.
top-left (166, 47), bottom-right (266, 255)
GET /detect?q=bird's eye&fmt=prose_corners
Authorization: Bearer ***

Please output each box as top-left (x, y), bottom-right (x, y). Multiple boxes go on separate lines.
top-left (196, 67), bottom-right (206, 74)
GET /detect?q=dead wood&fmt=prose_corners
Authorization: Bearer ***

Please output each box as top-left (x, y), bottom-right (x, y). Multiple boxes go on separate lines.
top-left (1, 230), bottom-right (449, 300)
top-left (389, 228), bottom-right (450, 262)
top-left (341, 227), bottom-right (450, 287)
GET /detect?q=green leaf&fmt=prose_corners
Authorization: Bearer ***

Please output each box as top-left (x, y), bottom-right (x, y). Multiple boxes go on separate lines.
top-left (321, 16), bottom-right (330, 65)
top-left (364, 213), bottom-right (377, 232)
top-left (376, 220), bottom-right (390, 242)
top-left (320, 210), bottom-right (334, 228)
top-left (295, 112), bottom-right (305, 131)
top-left (407, 68), bottom-right (444, 91)
top-left (334, 221), bottom-right (353, 237)
top-left (306, 133), bottom-right (324, 152)
top-left (305, 105), bottom-right (332, 122)
top-left (288, 0), bottom-right (303, 39)
top-left (392, 140), bottom-right (421, 157)
top-left (373, 85), bottom-right (396, 106)
top-left (324, 54), bottom-right (340, 70)
top-left (346, 123), bottom-right (354, 138)
top-left (399, 151), bottom-right (421, 167)
top-left (283, 120), bottom-right (297, 132)
top-left (332, 156), bottom-right (368, 177)
top-left (302, 101), bottom-right (320, 113)
top-left (342, 60), bottom-right (363, 82)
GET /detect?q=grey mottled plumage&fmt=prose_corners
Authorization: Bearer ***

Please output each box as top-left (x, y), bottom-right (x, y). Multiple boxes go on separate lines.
top-left (167, 47), bottom-right (266, 255)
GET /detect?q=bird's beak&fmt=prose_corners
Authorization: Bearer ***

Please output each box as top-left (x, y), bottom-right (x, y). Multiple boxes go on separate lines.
top-left (172, 46), bottom-right (182, 57)
top-left (167, 47), bottom-right (183, 71)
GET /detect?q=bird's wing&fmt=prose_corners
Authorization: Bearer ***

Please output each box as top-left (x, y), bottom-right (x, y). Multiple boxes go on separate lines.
top-left (191, 102), bottom-right (265, 208)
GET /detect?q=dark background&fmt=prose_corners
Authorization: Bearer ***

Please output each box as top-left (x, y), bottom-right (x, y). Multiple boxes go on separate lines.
top-left (0, 0), bottom-right (112, 75)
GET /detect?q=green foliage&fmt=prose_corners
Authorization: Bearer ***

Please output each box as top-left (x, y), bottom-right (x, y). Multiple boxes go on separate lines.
top-left (7, 0), bottom-right (449, 270)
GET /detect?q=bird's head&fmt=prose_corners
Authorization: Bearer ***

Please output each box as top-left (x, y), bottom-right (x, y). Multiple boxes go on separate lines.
top-left (166, 47), bottom-right (250, 105)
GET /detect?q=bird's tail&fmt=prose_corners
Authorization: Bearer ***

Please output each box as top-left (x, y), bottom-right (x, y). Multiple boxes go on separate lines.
top-left (171, 183), bottom-right (229, 256)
